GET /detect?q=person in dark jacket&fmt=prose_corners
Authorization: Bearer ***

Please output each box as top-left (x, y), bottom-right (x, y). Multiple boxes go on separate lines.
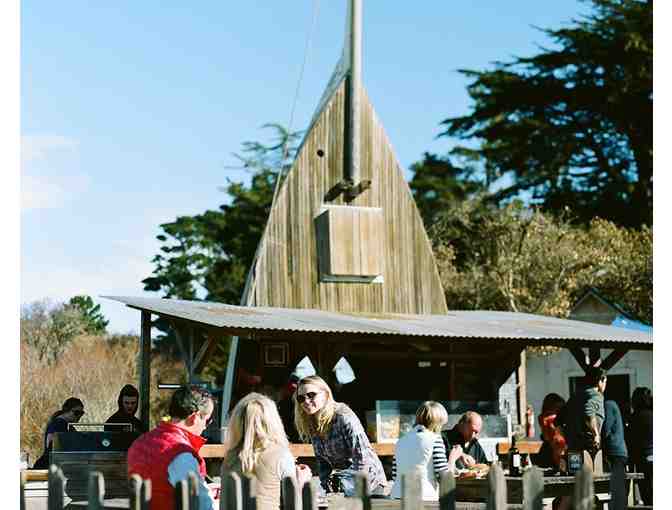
top-left (626, 387), bottom-right (653, 505)
top-left (441, 411), bottom-right (489, 468)
top-left (602, 400), bottom-right (628, 509)
top-left (33, 397), bottom-right (85, 468)
top-left (105, 384), bottom-right (146, 433)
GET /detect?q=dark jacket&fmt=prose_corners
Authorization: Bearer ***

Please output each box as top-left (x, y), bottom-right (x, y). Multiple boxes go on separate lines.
top-left (105, 409), bottom-right (145, 433)
top-left (441, 426), bottom-right (488, 468)
top-left (627, 408), bottom-right (653, 461)
top-left (601, 400), bottom-right (628, 460)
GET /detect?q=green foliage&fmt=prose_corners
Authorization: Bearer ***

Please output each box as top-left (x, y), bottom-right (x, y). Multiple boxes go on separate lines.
top-left (440, 0), bottom-right (652, 228)
top-left (68, 295), bottom-right (109, 334)
top-left (430, 198), bottom-right (652, 324)
top-left (409, 152), bottom-right (486, 229)
top-left (143, 124), bottom-right (302, 376)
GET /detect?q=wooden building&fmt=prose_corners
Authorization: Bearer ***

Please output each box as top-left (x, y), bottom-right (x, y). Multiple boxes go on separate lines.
top-left (106, 1), bottom-right (652, 449)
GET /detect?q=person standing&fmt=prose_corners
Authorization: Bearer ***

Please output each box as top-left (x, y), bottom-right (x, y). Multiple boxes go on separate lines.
top-left (390, 401), bottom-right (462, 501)
top-left (557, 366), bottom-right (607, 456)
top-left (602, 400), bottom-right (628, 509)
top-left (105, 384), bottom-right (146, 433)
top-left (33, 397), bottom-right (85, 469)
top-left (222, 392), bottom-right (312, 510)
top-left (127, 386), bottom-right (217, 510)
top-left (294, 375), bottom-right (387, 496)
top-left (627, 387), bottom-right (653, 505)
top-left (277, 373), bottom-right (301, 443)
top-left (441, 411), bottom-right (489, 468)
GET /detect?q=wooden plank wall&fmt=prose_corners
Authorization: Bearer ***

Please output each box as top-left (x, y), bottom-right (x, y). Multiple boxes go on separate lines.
top-left (250, 81), bottom-right (447, 315)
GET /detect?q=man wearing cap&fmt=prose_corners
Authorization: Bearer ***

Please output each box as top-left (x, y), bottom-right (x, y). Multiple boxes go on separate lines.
top-left (128, 385), bottom-right (217, 510)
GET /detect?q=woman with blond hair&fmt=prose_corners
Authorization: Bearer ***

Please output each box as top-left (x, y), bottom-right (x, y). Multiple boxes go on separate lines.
top-left (294, 375), bottom-right (387, 495)
top-left (390, 401), bottom-right (462, 500)
top-left (223, 393), bottom-right (311, 510)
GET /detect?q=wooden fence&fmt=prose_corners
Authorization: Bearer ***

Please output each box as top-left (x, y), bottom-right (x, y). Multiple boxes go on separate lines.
top-left (20, 462), bottom-right (639, 510)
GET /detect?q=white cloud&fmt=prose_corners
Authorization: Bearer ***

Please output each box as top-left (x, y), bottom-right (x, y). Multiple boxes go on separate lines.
top-left (21, 173), bottom-right (91, 212)
top-left (21, 135), bottom-right (79, 164)
top-left (20, 134), bottom-right (90, 212)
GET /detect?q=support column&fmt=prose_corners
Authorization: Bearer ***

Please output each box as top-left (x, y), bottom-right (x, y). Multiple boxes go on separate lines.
top-left (140, 311), bottom-right (152, 432)
top-left (517, 349), bottom-right (527, 427)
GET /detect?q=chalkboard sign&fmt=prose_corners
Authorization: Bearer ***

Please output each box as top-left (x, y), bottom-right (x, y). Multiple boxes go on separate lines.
top-left (567, 450), bottom-right (584, 474)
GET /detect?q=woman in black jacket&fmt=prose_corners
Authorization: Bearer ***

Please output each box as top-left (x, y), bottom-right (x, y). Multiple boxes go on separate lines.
top-left (627, 387), bottom-right (653, 505)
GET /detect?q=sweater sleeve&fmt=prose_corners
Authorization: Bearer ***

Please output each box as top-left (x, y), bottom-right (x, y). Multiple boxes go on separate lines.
top-left (432, 435), bottom-right (450, 477)
top-left (168, 453), bottom-right (214, 510)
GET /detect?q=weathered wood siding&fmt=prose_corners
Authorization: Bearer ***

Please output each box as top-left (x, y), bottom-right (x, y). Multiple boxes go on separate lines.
top-left (249, 81), bottom-right (447, 314)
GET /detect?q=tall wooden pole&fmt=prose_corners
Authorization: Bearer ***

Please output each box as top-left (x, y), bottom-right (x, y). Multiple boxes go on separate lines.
top-left (344, 0), bottom-right (362, 189)
top-left (140, 311), bottom-right (152, 431)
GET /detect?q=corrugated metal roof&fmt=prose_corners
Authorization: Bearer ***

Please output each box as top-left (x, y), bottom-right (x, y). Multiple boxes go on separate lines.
top-left (103, 296), bottom-right (652, 349)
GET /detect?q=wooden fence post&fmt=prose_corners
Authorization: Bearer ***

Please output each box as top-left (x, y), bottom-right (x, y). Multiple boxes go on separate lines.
top-left (129, 474), bottom-right (152, 510)
top-left (48, 465), bottom-right (66, 510)
top-left (486, 462), bottom-right (507, 510)
top-left (282, 476), bottom-right (300, 510)
top-left (400, 473), bottom-right (422, 510)
top-left (438, 470), bottom-right (456, 510)
top-left (20, 471), bottom-right (26, 510)
top-left (301, 478), bottom-right (319, 510)
top-left (240, 474), bottom-right (257, 510)
top-left (573, 464), bottom-right (594, 510)
top-left (221, 469), bottom-right (243, 510)
top-left (522, 467), bottom-right (544, 510)
top-left (175, 479), bottom-right (190, 510)
top-left (188, 471), bottom-right (201, 510)
top-left (88, 471), bottom-right (105, 510)
top-left (354, 473), bottom-right (370, 510)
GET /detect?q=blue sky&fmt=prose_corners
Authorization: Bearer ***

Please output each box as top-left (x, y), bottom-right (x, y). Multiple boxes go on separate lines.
top-left (20, 1), bottom-right (594, 333)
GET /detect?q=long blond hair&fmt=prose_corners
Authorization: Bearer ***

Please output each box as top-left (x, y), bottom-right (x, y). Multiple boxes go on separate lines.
top-left (222, 393), bottom-right (289, 475)
top-left (294, 375), bottom-right (339, 440)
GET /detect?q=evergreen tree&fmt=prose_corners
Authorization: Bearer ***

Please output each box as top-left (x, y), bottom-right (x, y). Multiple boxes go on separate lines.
top-left (440, 0), bottom-right (652, 227)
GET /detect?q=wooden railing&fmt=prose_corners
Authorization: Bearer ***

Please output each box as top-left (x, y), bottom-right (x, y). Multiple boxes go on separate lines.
top-left (21, 462), bottom-right (633, 510)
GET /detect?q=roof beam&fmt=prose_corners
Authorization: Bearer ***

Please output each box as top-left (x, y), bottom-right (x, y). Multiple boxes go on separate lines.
top-left (601, 349), bottom-right (629, 371)
top-left (569, 347), bottom-right (589, 372)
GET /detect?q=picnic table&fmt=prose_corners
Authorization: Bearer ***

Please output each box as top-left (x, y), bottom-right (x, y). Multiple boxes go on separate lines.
top-left (454, 472), bottom-right (644, 504)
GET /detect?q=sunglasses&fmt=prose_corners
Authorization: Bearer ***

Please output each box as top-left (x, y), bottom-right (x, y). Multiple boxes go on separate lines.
top-left (296, 391), bottom-right (320, 404)
top-left (73, 410), bottom-right (85, 417)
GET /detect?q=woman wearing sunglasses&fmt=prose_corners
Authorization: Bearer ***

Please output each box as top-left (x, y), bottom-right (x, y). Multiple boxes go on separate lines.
top-left (222, 392), bottom-right (312, 510)
top-left (294, 376), bottom-right (387, 496)
top-left (33, 397), bottom-right (85, 468)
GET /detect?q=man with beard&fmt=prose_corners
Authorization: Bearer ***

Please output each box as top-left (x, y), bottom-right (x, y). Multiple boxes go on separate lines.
top-left (106, 384), bottom-right (146, 433)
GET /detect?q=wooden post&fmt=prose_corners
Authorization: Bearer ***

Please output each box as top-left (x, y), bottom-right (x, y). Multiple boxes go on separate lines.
top-left (569, 348), bottom-right (589, 372)
top-left (517, 349), bottom-right (528, 428)
top-left (486, 462), bottom-right (507, 510)
top-left (47, 465), bottom-right (66, 510)
top-left (240, 474), bottom-right (257, 510)
top-left (20, 471), bottom-right (27, 510)
top-left (188, 471), bottom-right (201, 510)
top-left (438, 470), bottom-right (456, 510)
top-left (573, 464), bottom-right (594, 510)
top-left (281, 476), bottom-right (300, 510)
top-left (522, 466), bottom-right (544, 510)
top-left (175, 479), bottom-right (190, 510)
top-left (129, 474), bottom-right (151, 510)
top-left (88, 471), bottom-right (105, 510)
top-left (400, 473), bottom-right (422, 510)
top-left (354, 472), bottom-right (370, 510)
top-left (221, 469), bottom-right (243, 510)
top-left (302, 478), bottom-right (320, 510)
top-left (589, 348), bottom-right (601, 367)
top-left (140, 310), bottom-right (152, 432)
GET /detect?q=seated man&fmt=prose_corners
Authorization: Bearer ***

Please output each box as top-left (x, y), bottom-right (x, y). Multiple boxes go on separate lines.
top-left (441, 411), bottom-right (489, 468)
top-left (105, 384), bottom-right (146, 433)
top-left (128, 385), bottom-right (217, 510)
